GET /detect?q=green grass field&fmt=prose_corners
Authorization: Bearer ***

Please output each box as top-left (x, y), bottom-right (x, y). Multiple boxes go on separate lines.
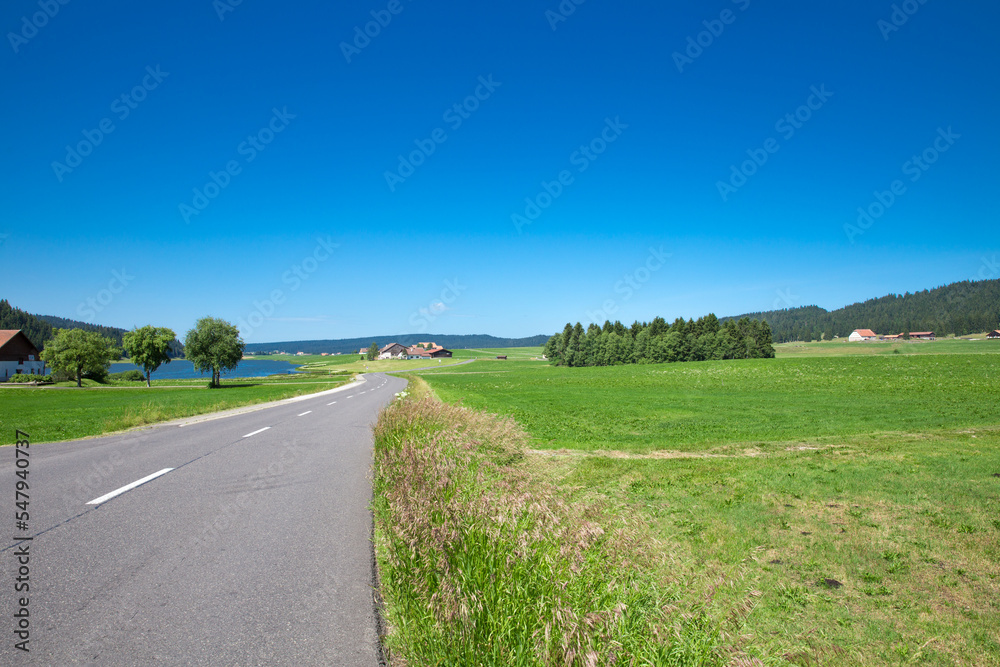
top-left (406, 348), bottom-right (1000, 664)
top-left (0, 376), bottom-right (352, 444)
top-left (776, 335), bottom-right (1000, 358)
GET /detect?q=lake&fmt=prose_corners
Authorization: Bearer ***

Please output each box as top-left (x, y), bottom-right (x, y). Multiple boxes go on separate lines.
top-left (110, 359), bottom-right (301, 380)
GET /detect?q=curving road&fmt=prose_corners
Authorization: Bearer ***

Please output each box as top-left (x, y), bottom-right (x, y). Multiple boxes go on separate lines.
top-left (0, 372), bottom-right (406, 666)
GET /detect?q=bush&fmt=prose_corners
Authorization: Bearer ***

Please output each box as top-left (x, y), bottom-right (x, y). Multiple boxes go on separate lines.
top-left (84, 367), bottom-right (109, 383)
top-left (109, 369), bottom-right (146, 382)
top-left (7, 374), bottom-right (51, 383)
top-left (50, 369), bottom-right (74, 383)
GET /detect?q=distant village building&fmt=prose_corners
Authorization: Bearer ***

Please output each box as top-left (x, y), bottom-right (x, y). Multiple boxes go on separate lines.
top-left (0, 330), bottom-right (46, 380)
top-left (910, 332), bottom-right (936, 340)
top-left (848, 329), bottom-right (878, 342)
top-left (378, 343), bottom-right (409, 360)
top-left (882, 333), bottom-right (904, 341)
top-left (988, 330), bottom-right (1000, 339)
top-left (405, 344), bottom-right (453, 359)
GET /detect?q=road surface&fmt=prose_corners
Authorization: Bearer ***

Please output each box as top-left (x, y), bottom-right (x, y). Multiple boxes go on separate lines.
top-left (0, 372), bottom-right (406, 666)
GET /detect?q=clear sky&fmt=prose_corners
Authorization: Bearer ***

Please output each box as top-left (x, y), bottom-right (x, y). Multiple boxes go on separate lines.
top-left (2, 1), bottom-right (998, 343)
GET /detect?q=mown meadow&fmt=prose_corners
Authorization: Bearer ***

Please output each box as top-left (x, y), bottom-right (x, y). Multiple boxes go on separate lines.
top-left (378, 345), bottom-right (1000, 665)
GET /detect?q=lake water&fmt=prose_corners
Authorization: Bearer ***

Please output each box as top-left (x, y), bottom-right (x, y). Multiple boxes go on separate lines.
top-left (110, 359), bottom-right (301, 380)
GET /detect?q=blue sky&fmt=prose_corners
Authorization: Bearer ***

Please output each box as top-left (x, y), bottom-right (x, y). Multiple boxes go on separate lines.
top-left (2, 1), bottom-right (998, 343)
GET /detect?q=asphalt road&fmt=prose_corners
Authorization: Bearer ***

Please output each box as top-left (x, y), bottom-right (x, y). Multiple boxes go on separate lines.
top-left (0, 372), bottom-right (407, 666)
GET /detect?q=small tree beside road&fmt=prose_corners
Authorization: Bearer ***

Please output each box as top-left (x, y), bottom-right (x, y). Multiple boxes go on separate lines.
top-left (123, 326), bottom-right (177, 387)
top-left (184, 317), bottom-right (245, 387)
top-left (41, 329), bottom-right (120, 387)
top-left (367, 342), bottom-right (378, 361)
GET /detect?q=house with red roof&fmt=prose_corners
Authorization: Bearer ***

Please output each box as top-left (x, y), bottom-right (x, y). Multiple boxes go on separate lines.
top-left (848, 329), bottom-right (878, 342)
top-left (0, 330), bottom-right (46, 380)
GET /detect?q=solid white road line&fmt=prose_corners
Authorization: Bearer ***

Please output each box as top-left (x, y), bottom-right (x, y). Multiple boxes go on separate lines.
top-left (87, 468), bottom-right (174, 505)
top-left (242, 427), bottom-right (271, 438)
top-left (298, 411), bottom-right (312, 417)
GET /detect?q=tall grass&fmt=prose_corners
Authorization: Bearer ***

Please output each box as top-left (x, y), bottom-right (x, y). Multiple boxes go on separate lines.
top-left (372, 395), bottom-right (763, 666)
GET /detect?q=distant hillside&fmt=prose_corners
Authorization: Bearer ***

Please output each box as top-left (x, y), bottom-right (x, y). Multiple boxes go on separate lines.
top-left (0, 300), bottom-right (182, 354)
top-left (724, 279), bottom-right (1000, 343)
top-left (0, 300), bottom-right (55, 349)
top-left (245, 333), bottom-right (550, 355)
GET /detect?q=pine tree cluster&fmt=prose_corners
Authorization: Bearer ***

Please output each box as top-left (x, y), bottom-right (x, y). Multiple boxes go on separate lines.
top-left (544, 315), bottom-right (775, 367)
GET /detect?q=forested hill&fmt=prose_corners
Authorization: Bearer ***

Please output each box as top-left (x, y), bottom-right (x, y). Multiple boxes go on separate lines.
top-left (0, 300), bottom-right (183, 355)
top-left (725, 279), bottom-right (1000, 343)
top-left (0, 301), bottom-right (129, 349)
top-left (245, 333), bottom-right (550, 355)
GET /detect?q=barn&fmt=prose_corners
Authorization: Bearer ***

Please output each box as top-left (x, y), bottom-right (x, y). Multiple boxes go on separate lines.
top-left (987, 330), bottom-right (1000, 339)
top-left (0, 330), bottom-right (46, 380)
top-left (848, 329), bottom-right (878, 342)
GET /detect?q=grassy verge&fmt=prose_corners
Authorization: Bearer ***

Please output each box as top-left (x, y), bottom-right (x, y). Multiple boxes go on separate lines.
top-left (371, 384), bottom-right (767, 666)
top-left (0, 377), bottom-right (352, 444)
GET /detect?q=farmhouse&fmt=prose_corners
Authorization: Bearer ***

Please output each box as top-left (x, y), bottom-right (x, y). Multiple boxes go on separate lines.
top-left (882, 333), bottom-right (904, 341)
top-left (378, 343), bottom-right (409, 360)
top-left (910, 331), bottom-right (936, 340)
top-left (0, 330), bottom-right (46, 380)
top-left (988, 330), bottom-right (1000, 339)
top-left (848, 329), bottom-right (878, 342)
top-left (406, 345), bottom-right (453, 359)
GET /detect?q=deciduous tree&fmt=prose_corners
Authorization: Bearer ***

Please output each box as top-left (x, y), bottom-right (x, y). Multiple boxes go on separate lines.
top-left (41, 328), bottom-right (119, 387)
top-left (123, 325), bottom-right (176, 387)
top-left (184, 317), bottom-right (245, 387)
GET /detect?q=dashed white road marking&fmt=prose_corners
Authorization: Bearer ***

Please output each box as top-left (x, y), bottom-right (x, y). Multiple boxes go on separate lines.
top-left (242, 427), bottom-right (271, 438)
top-left (87, 468), bottom-right (174, 505)
top-left (327, 401), bottom-right (337, 406)
top-left (298, 411), bottom-right (312, 417)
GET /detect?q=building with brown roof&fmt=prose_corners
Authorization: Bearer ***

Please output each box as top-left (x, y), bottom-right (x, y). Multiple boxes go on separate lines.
top-left (0, 330), bottom-right (46, 380)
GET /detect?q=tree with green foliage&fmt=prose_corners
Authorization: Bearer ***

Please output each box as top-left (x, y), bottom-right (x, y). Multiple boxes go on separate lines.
top-left (367, 342), bottom-right (379, 361)
top-left (41, 328), bottom-right (120, 387)
top-left (123, 326), bottom-right (177, 387)
top-left (546, 313), bottom-right (775, 367)
top-left (184, 317), bottom-right (245, 387)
